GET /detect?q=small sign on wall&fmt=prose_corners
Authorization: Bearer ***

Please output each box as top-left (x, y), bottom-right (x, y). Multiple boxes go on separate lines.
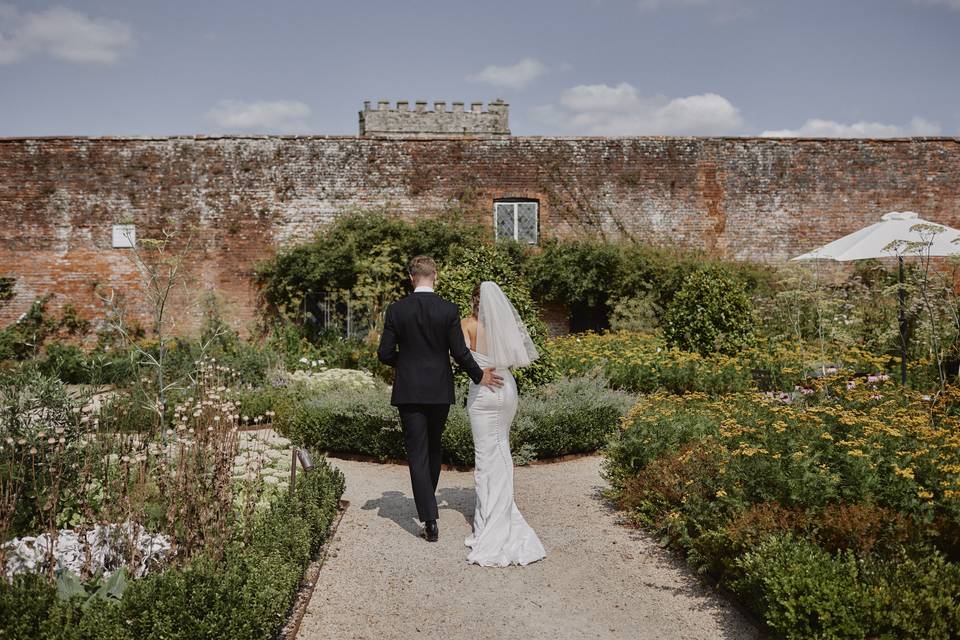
top-left (112, 224), bottom-right (136, 248)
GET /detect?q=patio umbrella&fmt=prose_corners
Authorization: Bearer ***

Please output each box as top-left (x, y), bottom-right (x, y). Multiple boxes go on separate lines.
top-left (792, 211), bottom-right (960, 385)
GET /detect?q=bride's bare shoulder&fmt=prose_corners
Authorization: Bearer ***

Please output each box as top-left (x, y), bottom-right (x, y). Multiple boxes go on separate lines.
top-left (460, 316), bottom-right (477, 328)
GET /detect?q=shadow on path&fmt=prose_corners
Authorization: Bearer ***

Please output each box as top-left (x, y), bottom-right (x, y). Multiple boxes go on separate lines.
top-left (361, 487), bottom-right (476, 537)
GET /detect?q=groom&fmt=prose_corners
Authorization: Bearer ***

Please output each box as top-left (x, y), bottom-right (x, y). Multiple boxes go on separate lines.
top-left (377, 255), bottom-right (502, 542)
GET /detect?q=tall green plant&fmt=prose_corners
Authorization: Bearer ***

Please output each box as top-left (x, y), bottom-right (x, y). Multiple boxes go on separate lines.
top-left (254, 209), bottom-right (482, 323)
top-left (663, 267), bottom-right (756, 356)
top-left (435, 244), bottom-right (557, 389)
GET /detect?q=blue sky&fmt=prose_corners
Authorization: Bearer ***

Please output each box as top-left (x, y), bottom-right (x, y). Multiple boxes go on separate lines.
top-left (1, 0), bottom-right (959, 137)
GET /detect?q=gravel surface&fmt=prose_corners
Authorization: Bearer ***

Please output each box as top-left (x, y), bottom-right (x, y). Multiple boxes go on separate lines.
top-left (297, 455), bottom-right (761, 640)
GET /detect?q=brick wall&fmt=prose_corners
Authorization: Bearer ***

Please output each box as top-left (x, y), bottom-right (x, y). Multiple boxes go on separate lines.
top-left (1, 135), bottom-right (958, 334)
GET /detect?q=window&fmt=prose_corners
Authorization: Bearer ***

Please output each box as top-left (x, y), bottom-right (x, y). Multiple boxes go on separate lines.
top-left (494, 199), bottom-right (538, 244)
top-left (112, 224), bottom-right (136, 248)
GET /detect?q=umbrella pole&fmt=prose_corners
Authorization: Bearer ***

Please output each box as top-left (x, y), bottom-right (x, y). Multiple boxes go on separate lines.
top-left (899, 255), bottom-right (907, 386)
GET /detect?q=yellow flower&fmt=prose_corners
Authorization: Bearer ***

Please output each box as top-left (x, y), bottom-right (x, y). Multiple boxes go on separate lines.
top-left (893, 464), bottom-right (915, 480)
top-left (917, 489), bottom-right (934, 500)
top-left (715, 489), bottom-right (727, 498)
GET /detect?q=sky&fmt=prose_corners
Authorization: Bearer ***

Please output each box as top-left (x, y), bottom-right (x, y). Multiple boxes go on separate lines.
top-left (1, 0), bottom-right (959, 138)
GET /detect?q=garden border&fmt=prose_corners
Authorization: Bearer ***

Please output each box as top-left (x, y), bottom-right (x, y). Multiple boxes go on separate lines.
top-left (278, 499), bottom-right (349, 640)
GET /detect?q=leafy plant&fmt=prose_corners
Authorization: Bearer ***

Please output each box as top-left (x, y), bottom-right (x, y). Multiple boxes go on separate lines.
top-left (56, 568), bottom-right (129, 609)
top-left (435, 243), bottom-right (558, 389)
top-left (663, 267), bottom-right (756, 356)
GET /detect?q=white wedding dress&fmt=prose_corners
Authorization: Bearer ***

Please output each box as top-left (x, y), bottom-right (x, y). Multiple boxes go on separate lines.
top-left (464, 283), bottom-right (546, 567)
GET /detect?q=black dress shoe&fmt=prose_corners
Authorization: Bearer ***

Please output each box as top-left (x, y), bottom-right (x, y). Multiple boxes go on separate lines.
top-left (424, 520), bottom-right (439, 542)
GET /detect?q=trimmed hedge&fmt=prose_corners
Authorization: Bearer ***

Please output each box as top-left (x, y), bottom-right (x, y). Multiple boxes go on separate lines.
top-left (275, 376), bottom-right (632, 467)
top-left (733, 536), bottom-right (960, 640)
top-left (0, 453), bottom-right (344, 640)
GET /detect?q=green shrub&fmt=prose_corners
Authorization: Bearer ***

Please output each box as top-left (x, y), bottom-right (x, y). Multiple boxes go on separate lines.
top-left (441, 403), bottom-right (474, 467)
top-left (277, 376), bottom-right (629, 467)
top-left (732, 535), bottom-right (960, 640)
top-left (525, 240), bottom-right (776, 333)
top-left (38, 343), bottom-right (90, 384)
top-left (276, 384), bottom-right (406, 461)
top-left (232, 385), bottom-right (286, 422)
top-left (608, 292), bottom-right (661, 332)
top-left (255, 209), bottom-right (482, 319)
top-left (96, 388), bottom-right (160, 433)
top-left (512, 376), bottom-right (633, 459)
top-left (0, 366), bottom-right (89, 536)
top-left (663, 267), bottom-right (756, 356)
top-left (436, 243), bottom-right (558, 389)
top-left (0, 298), bottom-right (90, 363)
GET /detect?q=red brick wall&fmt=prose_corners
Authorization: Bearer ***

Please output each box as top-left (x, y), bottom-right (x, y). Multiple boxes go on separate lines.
top-left (2, 135), bottom-right (958, 334)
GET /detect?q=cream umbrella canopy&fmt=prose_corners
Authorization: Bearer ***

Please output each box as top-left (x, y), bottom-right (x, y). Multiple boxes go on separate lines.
top-left (792, 211), bottom-right (960, 385)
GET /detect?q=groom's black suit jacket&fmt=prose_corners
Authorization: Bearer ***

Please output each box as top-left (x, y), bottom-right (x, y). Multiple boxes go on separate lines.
top-left (378, 291), bottom-right (484, 406)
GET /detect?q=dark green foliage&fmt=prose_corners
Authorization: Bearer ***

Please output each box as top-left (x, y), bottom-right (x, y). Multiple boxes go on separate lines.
top-left (255, 209), bottom-right (482, 318)
top-left (526, 240), bottom-right (775, 333)
top-left (0, 297), bottom-right (89, 362)
top-left (232, 385), bottom-right (285, 421)
top-left (440, 403), bottom-right (475, 467)
top-left (732, 536), bottom-right (960, 640)
top-left (38, 343), bottom-right (94, 384)
top-left (0, 276), bottom-right (14, 303)
top-left (663, 267), bottom-right (757, 356)
top-left (435, 243), bottom-right (558, 389)
top-left (525, 239), bottom-right (623, 331)
top-left (0, 454), bottom-right (344, 640)
top-left (276, 385), bottom-right (405, 461)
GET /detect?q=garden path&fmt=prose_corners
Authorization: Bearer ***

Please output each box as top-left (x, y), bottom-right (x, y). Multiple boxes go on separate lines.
top-left (297, 455), bottom-right (760, 640)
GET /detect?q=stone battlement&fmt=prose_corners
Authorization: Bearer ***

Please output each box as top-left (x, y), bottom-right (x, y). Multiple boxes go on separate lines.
top-left (359, 99), bottom-right (509, 138)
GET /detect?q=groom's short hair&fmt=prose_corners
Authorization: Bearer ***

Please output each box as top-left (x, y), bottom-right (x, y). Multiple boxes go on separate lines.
top-left (408, 255), bottom-right (437, 279)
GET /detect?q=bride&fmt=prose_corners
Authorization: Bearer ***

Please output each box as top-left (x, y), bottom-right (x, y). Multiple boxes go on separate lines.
top-left (460, 281), bottom-right (546, 567)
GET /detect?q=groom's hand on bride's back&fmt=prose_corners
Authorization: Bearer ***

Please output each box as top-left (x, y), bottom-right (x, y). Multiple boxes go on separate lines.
top-left (481, 367), bottom-right (504, 390)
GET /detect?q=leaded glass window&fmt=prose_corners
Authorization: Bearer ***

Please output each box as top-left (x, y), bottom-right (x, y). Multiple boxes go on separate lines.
top-left (494, 200), bottom-right (538, 244)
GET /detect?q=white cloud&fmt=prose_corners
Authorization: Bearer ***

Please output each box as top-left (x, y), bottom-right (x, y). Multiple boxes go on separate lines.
top-left (467, 58), bottom-right (546, 90)
top-left (206, 100), bottom-right (312, 132)
top-left (533, 82), bottom-right (744, 135)
top-left (0, 4), bottom-right (132, 64)
top-left (912, 0), bottom-right (960, 10)
top-left (761, 117), bottom-right (942, 138)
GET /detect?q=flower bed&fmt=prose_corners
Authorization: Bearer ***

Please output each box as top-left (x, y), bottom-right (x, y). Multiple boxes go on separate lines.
top-left (0, 454), bottom-right (344, 640)
top-left (551, 331), bottom-right (888, 394)
top-left (604, 376), bottom-right (960, 639)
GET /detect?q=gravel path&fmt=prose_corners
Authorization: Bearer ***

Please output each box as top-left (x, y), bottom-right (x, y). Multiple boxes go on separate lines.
top-left (297, 456), bottom-right (760, 640)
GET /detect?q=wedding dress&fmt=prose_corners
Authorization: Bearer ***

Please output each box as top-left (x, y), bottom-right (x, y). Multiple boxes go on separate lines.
top-left (464, 282), bottom-right (546, 567)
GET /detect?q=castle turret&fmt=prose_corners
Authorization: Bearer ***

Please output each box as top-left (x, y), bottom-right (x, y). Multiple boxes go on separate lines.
top-left (359, 99), bottom-right (510, 138)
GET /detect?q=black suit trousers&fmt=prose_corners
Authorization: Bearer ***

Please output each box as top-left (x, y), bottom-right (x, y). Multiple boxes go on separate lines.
top-left (397, 403), bottom-right (450, 522)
